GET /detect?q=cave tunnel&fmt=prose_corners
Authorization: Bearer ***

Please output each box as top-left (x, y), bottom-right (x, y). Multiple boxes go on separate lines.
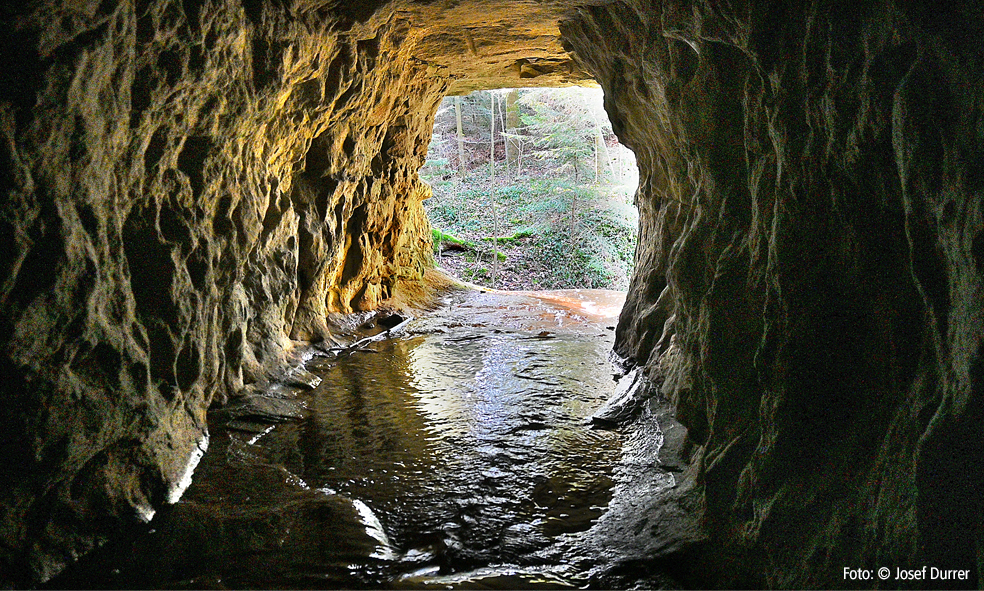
top-left (1, 0), bottom-right (983, 588)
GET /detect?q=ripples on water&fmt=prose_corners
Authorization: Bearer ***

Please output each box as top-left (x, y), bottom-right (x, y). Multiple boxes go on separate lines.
top-left (52, 289), bottom-right (673, 589)
top-left (265, 290), bottom-right (627, 585)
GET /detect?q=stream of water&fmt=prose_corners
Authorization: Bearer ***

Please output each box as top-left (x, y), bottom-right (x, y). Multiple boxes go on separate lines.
top-left (51, 289), bottom-right (677, 589)
top-left (300, 299), bottom-right (622, 560)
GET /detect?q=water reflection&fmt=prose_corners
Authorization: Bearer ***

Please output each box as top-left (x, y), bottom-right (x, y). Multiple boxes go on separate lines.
top-left (257, 290), bottom-right (626, 575)
top-left (51, 289), bottom-right (634, 589)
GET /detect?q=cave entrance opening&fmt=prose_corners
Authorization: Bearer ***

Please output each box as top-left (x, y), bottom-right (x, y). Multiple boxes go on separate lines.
top-left (419, 87), bottom-right (639, 291)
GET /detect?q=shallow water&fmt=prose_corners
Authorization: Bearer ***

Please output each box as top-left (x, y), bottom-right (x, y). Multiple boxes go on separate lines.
top-left (51, 288), bottom-right (676, 589)
top-left (295, 292), bottom-right (623, 567)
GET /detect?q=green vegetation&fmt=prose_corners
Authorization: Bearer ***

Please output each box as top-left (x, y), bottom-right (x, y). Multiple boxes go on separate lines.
top-left (420, 88), bottom-right (639, 291)
top-left (431, 228), bottom-right (476, 250)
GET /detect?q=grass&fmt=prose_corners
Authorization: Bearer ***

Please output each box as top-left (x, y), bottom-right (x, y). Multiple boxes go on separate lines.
top-left (479, 229), bottom-right (534, 245)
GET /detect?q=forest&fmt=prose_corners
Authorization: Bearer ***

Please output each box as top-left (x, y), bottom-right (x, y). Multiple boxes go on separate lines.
top-left (419, 87), bottom-right (639, 290)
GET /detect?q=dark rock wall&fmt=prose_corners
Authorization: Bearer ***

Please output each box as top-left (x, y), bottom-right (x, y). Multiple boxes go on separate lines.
top-left (562, 1), bottom-right (983, 587)
top-left (0, 1), bottom-right (448, 584)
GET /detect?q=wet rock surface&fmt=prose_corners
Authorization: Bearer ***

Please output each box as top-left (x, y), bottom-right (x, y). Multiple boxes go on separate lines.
top-left (589, 367), bottom-right (652, 428)
top-left (48, 433), bottom-right (399, 589)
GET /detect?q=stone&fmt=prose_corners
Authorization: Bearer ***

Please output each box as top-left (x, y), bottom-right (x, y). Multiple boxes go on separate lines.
top-left (397, 566), bottom-right (577, 590)
top-left (50, 462), bottom-right (399, 589)
top-left (214, 393), bottom-right (306, 424)
top-left (588, 367), bottom-right (651, 427)
top-left (283, 367), bottom-right (322, 390)
top-left (499, 523), bottom-right (553, 558)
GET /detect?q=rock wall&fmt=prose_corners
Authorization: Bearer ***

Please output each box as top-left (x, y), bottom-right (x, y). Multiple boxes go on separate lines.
top-left (562, 1), bottom-right (983, 587)
top-left (0, 1), bottom-right (442, 585)
top-left (0, 1), bottom-right (598, 585)
top-left (0, 2), bottom-right (447, 584)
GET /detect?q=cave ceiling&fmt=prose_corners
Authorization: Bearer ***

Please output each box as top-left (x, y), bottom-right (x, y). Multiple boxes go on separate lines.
top-left (383, 0), bottom-right (607, 92)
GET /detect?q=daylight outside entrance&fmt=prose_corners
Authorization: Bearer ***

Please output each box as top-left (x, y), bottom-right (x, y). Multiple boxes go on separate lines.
top-left (419, 87), bottom-right (639, 291)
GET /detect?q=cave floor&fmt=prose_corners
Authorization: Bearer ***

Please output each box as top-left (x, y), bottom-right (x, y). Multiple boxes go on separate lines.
top-left (50, 289), bottom-right (681, 590)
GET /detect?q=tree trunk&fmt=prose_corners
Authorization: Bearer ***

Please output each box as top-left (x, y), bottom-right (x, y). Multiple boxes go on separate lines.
top-left (505, 89), bottom-right (520, 177)
top-left (517, 139), bottom-right (523, 176)
top-left (615, 144), bottom-right (621, 183)
top-left (489, 92), bottom-right (496, 179)
top-left (455, 95), bottom-right (465, 174)
top-left (569, 191), bottom-right (577, 268)
top-left (490, 91), bottom-right (498, 289)
top-left (594, 137), bottom-right (599, 183)
top-left (587, 108), bottom-right (615, 181)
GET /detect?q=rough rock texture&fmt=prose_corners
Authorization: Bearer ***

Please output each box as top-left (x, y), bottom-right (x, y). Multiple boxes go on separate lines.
top-left (0, 1), bottom-right (594, 585)
top-left (562, 1), bottom-right (983, 587)
top-left (2, 0), bottom-right (982, 588)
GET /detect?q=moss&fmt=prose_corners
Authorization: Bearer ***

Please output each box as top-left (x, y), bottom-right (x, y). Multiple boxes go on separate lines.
top-left (479, 228), bottom-right (535, 245)
top-left (431, 228), bottom-right (477, 249)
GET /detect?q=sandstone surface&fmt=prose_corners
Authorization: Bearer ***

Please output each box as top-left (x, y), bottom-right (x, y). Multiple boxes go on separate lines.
top-left (1, 0), bottom-right (982, 587)
top-left (0, 1), bottom-right (597, 584)
top-left (562, 1), bottom-right (983, 586)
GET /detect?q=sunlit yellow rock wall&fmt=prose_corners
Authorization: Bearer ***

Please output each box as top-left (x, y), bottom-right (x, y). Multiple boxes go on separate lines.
top-left (0, 2), bottom-right (450, 584)
top-left (0, 0), bottom-right (600, 584)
